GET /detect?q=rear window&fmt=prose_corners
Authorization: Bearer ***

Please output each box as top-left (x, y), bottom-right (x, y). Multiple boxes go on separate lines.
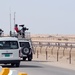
top-left (0, 41), bottom-right (19, 49)
top-left (19, 42), bottom-right (30, 48)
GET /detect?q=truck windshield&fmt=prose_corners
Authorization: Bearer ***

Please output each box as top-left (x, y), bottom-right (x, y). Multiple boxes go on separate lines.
top-left (0, 41), bottom-right (19, 49)
top-left (19, 42), bottom-right (30, 48)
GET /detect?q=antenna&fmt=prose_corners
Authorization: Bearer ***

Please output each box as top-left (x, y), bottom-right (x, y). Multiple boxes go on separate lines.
top-left (14, 12), bottom-right (16, 26)
top-left (14, 12), bottom-right (16, 32)
top-left (9, 8), bottom-right (12, 36)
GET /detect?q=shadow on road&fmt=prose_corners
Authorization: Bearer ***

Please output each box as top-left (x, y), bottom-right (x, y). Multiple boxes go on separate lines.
top-left (1, 64), bottom-right (43, 68)
top-left (0, 60), bottom-right (52, 68)
top-left (32, 60), bottom-right (53, 62)
top-left (20, 65), bottom-right (43, 68)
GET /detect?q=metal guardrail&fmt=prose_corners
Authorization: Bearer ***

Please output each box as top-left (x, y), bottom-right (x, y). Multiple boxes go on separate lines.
top-left (32, 41), bottom-right (75, 64)
top-left (32, 41), bottom-right (75, 48)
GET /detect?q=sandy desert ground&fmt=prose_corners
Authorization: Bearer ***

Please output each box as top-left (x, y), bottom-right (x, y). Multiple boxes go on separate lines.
top-left (31, 34), bottom-right (75, 70)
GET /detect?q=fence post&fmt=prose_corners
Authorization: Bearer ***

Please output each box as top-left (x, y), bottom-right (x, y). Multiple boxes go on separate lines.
top-left (45, 45), bottom-right (48, 60)
top-left (63, 47), bottom-right (65, 56)
top-left (46, 50), bottom-right (48, 60)
top-left (69, 44), bottom-right (72, 64)
top-left (37, 50), bottom-right (39, 58)
top-left (39, 42), bottom-right (42, 54)
top-left (57, 43), bottom-right (60, 61)
top-left (57, 47), bottom-right (60, 61)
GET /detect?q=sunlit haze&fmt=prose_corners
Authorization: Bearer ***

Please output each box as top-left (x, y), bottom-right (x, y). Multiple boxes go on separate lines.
top-left (0, 0), bottom-right (75, 35)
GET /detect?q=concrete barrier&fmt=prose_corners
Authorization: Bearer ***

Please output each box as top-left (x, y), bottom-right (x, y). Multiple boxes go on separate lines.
top-left (0, 66), bottom-right (28, 75)
top-left (8, 70), bottom-right (18, 75)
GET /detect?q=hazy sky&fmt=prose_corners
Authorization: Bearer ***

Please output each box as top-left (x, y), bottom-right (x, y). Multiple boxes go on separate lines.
top-left (0, 0), bottom-right (75, 35)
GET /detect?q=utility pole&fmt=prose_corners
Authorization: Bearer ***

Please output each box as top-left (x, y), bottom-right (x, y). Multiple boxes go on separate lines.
top-left (14, 12), bottom-right (16, 32)
top-left (14, 12), bottom-right (16, 26)
top-left (10, 9), bottom-right (12, 36)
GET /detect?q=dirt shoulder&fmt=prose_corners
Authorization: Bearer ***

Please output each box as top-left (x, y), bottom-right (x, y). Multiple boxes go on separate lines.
top-left (33, 54), bottom-right (75, 70)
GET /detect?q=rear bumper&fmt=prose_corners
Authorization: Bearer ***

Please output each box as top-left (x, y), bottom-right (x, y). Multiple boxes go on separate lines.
top-left (0, 60), bottom-right (21, 64)
top-left (20, 55), bottom-right (27, 58)
top-left (20, 54), bottom-right (33, 59)
top-left (20, 53), bottom-right (31, 57)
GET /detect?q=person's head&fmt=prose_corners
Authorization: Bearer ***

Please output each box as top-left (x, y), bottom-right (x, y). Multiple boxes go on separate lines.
top-left (15, 24), bottom-right (18, 27)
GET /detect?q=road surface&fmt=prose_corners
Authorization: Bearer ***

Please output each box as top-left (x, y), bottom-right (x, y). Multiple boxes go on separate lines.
top-left (1, 60), bottom-right (75, 75)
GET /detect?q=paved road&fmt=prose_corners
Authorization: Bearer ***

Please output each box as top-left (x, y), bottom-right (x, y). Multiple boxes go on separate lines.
top-left (1, 60), bottom-right (75, 75)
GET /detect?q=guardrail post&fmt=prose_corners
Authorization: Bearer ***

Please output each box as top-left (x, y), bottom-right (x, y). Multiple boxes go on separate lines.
top-left (57, 43), bottom-right (60, 61)
top-left (69, 51), bottom-right (71, 64)
top-left (45, 45), bottom-right (48, 60)
top-left (57, 50), bottom-right (58, 61)
top-left (46, 50), bottom-right (48, 60)
top-left (37, 50), bottom-right (39, 58)
top-left (69, 44), bottom-right (72, 64)
top-left (39, 42), bottom-right (42, 54)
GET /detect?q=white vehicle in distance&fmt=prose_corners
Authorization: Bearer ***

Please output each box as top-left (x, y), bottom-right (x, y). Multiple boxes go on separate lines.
top-left (18, 39), bottom-right (33, 61)
top-left (0, 37), bottom-right (21, 67)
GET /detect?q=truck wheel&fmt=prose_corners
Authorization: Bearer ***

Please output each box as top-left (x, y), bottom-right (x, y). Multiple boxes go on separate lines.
top-left (15, 63), bottom-right (20, 67)
top-left (23, 57), bottom-right (26, 61)
top-left (11, 63), bottom-right (15, 67)
top-left (28, 57), bottom-right (32, 61)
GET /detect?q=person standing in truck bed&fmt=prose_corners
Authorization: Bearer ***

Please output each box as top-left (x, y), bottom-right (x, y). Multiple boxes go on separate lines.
top-left (19, 25), bottom-right (29, 38)
top-left (14, 24), bottom-right (20, 37)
